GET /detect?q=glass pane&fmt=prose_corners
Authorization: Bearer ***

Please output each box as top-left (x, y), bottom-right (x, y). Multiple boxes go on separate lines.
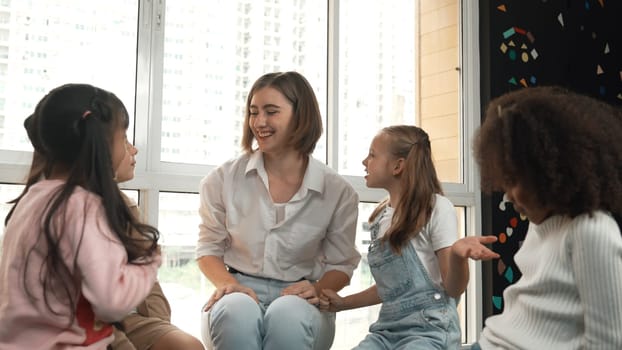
top-left (0, 1), bottom-right (138, 152)
top-left (337, 0), bottom-right (416, 175)
top-left (158, 191), bottom-right (205, 339)
top-left (333, 201), bottom-right (381, 349)
top-left (160, 0), bottom-right (328, 166)
top-left (121, 189), bottom-right (138, 206)
top-left (337, 0), bottom-right (462, 183)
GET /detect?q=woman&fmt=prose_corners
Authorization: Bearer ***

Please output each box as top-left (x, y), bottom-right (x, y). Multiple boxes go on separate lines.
top-left (197, 71), bottom-right (361, 350)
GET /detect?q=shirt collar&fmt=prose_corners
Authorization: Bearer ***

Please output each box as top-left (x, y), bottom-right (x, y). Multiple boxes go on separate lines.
top-left (303, 157), bottom-right (324, 194)
top-left (245, 151), bottom-right (325, 195)
top-left (245, 150), bottom-right (263, 174)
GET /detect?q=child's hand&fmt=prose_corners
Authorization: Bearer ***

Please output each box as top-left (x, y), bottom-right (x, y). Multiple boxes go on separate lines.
top-left (319, 289), bottom-right (345, 312)
top-left (452, 236), bottom-right (500, 261)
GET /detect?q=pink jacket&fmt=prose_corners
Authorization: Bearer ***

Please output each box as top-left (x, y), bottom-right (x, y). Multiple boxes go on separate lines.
top-left (0, 180), bottom-right (161, 349)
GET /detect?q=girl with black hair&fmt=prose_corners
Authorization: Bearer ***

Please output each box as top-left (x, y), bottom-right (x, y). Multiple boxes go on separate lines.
top-left (0, 83), bottom-right (161, 349)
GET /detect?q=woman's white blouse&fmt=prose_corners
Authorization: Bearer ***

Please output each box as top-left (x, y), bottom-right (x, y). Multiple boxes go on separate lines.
top-left (196, 151), bottom-right (361, 282)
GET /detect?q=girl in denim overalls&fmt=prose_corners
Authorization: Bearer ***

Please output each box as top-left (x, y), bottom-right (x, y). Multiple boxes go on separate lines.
top-left (320, 125), bottom-right (499, 349)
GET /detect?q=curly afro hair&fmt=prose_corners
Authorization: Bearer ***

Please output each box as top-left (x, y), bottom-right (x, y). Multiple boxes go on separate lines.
top-left (473, 86), bottom-right (622, 219)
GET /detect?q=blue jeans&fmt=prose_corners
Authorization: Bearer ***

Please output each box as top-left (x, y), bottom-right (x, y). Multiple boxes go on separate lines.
top-left (201, 273), bottom-right (335, 350)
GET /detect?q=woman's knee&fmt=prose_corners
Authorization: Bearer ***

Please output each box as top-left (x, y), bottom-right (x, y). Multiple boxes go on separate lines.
top-left (266, 294), bottom-right (313, 316)
top-left (205, 292), bottom-right (262, 327)
top-left (264, 295), bottom-right (335, 348)
top-left (265, 295), bottom-right (317, 328)
top-left (202, 292), bottom-right (263, 347)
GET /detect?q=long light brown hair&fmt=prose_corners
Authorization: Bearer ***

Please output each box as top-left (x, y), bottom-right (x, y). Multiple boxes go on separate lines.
top-left (369, 125), bottom-right (443, 253)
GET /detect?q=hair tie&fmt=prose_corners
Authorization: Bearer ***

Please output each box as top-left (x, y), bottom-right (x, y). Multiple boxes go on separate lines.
top-left (82, 110), bottom-right (92, 119)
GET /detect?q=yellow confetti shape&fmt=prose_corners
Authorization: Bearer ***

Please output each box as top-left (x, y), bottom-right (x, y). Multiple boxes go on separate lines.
top-left (521, 52), bottom-right (529, 62)
top-left (497, 4), bottom-right (507, 12)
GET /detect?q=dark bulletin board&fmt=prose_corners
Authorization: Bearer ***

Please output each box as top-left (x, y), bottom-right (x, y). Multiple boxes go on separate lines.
top-left (480, 0), bottom-right (622, 317)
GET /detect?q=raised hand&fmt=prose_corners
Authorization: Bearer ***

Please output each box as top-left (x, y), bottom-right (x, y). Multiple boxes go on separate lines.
top-left (452, 235), bottom-right (500, 261)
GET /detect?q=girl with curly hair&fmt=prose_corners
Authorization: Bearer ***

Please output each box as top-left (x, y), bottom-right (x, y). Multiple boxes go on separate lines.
top-left (473, 86), bottom-right (622, 349)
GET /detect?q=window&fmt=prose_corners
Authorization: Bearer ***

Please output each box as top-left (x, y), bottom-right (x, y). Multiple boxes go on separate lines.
top-left (336, 0), bottom-right (416, 176)
top-left (0, 0), bottom-right (483, 348)
top-left (0, 0), bottom-right (138, 152)
top-left (159, 0), bottom-right (327, 165)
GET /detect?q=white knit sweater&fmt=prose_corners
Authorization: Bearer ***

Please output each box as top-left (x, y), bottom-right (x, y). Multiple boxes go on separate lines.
top-left (479, 211), bottom-right (622, 350)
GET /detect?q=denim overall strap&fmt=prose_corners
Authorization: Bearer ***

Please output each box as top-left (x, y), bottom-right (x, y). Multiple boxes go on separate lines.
top-left (368, 236), bottom-right (450, 317)
top-left (364, 217), bottom-right (461, 349)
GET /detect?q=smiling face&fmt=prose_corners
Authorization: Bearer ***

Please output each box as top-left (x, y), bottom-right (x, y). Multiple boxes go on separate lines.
top-left (362, 132), bottom-right (401, 190)
top-left (114, 139), bottom-right (138, 183)
top-left (248, 87), bottom-right (294, 155)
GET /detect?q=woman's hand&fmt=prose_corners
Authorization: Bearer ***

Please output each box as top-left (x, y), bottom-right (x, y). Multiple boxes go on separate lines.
top-left (281, 280), bottom-right (320, 305)
top-left (452, 236), bottom-right (500, 260)
top-left (203, 283), bottom-right (258, 311)
top-left (318, 289), bottom-right (345, 312)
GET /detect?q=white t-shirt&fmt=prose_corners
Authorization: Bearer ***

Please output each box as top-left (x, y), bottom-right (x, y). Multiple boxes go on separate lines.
top-left (377, 194), bottom-right (458, 290)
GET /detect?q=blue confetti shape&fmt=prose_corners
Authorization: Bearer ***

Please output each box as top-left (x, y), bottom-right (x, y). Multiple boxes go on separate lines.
top-left (503, 27), bottom-right (516, 39)
top-left (492, 296), bottom-right (503, 310)
top-left (530, 76), bottom-right (537, 84)
top-left (508, 49), bottom-right (517, 61)
top-left (585, 0), bottom-right (590, 10)
top-left (504, 266), bottom-right (514, 282)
